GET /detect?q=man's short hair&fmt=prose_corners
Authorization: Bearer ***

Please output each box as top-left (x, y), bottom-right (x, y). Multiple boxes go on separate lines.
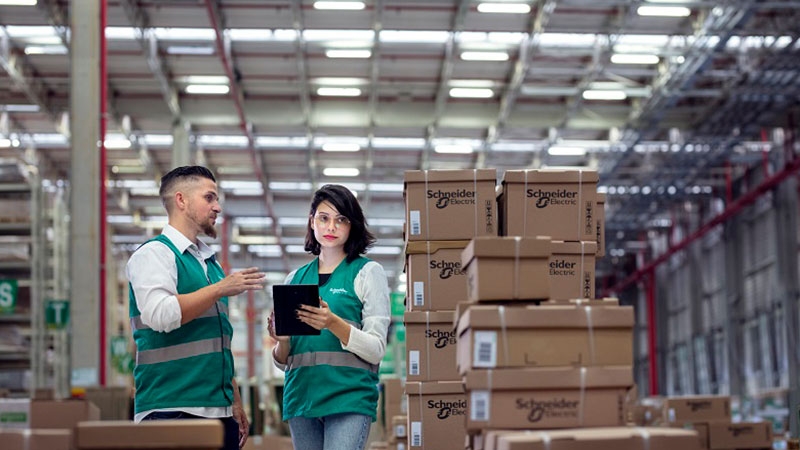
top-left (159, 166), bottom-right (216, 211)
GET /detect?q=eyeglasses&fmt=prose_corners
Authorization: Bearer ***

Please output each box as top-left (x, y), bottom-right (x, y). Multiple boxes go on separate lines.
top-left (313, 213), bottom-right (351, 229)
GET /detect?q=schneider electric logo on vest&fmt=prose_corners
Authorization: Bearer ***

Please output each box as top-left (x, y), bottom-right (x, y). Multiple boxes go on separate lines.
top-left (516, 397), bottom-right (580, 423)
top-left (429, 259), bottom-right (464, 279)
top-left (526, 188), bottom-right (578, 208)
top-left (428, 399), bottom-right (467, 419)
top-left (329, 288), bottom-right (348, 295)
top-left (427, 189), bottom-right (476, 209)
top-left (426, 329), bottom-right (456, 348)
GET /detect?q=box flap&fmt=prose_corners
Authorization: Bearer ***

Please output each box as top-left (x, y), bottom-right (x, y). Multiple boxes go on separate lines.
top-left (464, 366), bottom-right (633, 390)
top-left (551, 240), bottom-right (598, 255)
top-left (461, 236), bottom-right (552, 267)
top-left (76, 419), bottom-right (224, 449)
top-left (405, 240), bottom-right (471, 255)
top-left (404, 310), bottom-right (455, 324)
top-left (404, 169), bottom-right (497, 184)
top-left (405, 381), bottom-right (465, 396)
top-left (456, 304), bottom-right (634, 335)
top-left (497, 427), bottom-right (700, 450)
top-left (501, 169), bottom-right (599, 184)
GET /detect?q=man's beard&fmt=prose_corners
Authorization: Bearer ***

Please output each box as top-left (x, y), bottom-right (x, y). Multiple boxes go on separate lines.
top-left (202, 222), bottom-right (217, 239)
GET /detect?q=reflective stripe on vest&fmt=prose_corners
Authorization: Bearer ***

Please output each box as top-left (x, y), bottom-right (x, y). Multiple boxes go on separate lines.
top-left (137, 335), bottom-right (232, 365)
top-left (130, 301), bottom-right (228, 331)
top-left (286, 351), bottom-right (379, 374)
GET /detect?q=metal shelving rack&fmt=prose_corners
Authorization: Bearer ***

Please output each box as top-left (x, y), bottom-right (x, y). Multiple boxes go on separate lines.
top-left (0, 157), bottom-right (68, 397)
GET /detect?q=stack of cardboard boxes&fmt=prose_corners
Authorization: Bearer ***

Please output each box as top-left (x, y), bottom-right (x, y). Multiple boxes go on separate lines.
top-left (453, 168), bottom-right (699, 450)
top-left (662, 395), bottom-right (772, 450)
top-left (401, 169), bottom-right (498, 450)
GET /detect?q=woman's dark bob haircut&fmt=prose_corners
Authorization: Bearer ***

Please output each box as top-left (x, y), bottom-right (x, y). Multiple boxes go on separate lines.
top-left (304, 184), bottom-right (376, 261)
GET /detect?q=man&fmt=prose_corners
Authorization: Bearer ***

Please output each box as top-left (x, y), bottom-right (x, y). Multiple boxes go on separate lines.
top-left (127, 165), bottom-right (266, 450)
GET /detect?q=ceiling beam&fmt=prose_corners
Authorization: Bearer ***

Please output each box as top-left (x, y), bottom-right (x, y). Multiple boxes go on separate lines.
top-left (119, 0), bottom-right (183, 120)
top-left (289, 0), bottom-right (317, 188)
top-left (0, 27), bottom-right (61, 125)
top-left (204, 0), bottom-right (290, 273)
top-left (420, 0), bottom-right (471, 170)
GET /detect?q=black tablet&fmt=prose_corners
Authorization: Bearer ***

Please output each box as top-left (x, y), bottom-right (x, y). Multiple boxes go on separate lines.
top-left (272, 284), bottom-right (321, 336)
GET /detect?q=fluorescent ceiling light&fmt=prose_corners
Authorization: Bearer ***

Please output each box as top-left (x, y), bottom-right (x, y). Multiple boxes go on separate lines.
top-left (256, 136), bottom-right (309, 148)
top-left (449, 88), bottom-right (494, 98)
top-left (610, 53), bottom-right (660, 64)
top-left (311, 77), bottom-right (367, 86)
top-left (269, 182), bottom-right (313, 191)
top-left (368, 183), bottom-right (404, 192)
top-left (317, 87), bottom-right (361, 97)
top-left (181, 75), bottom-right (229, 84)
top-left (322, 142), bottom-right (360, 152)
top-left (24, 45), bottom-right (67, 55)
top-left (582, 90), bottom-right (627, 100)
top-left (227, 29), bottom-right (272, 41)
top-left (460, 51), bottom-right (509, 61)
top-left (143, 134), bottom-right (174, 146)
top-left (636, 6), bottom-right (691, 17)
top-left (434, 144), bottom-right (473, 154)
top-left (477, 2), bottom-right (531, 14)
top-left (313, 1), bottom-right (365, 10)
top-left (5, 26), bottom-right (56, 38)
top-left (197, 135), bottom-right (248, 146)
top-left (305, 29), bottom-right (374, 42)
top-left (185, 84), bottom-right (230, 94)
top-left (323, 167), bottom-right (360, 177)
top-left (449, 79), bottom-right (496, 88)
top-left (104, 139), bottom-right (131, 149)
top-left (371, 137), bottom-right (425, 149)
top-left (220, 181), bottom-right (262, 190)
top-left (166, 46), bottom-right (214, 55)
top-left (153, 27), bottom-right (216, 41)
top-left (232, 189), bottom-right (264, 196)
top-left (105, 27), bottom-right (136, 40)
top-left (325, 49), bottom-right (372, 59)
top-left (0, 0), bottom-right (37, 5)
top-left (234, 217), bottom-right (274, 227)
top-left (548, 146), bottom-right (587, 156)
top-left (3, 104), bottom-right (39, 112)
top-left (0, 138), bottom-right (11, 148)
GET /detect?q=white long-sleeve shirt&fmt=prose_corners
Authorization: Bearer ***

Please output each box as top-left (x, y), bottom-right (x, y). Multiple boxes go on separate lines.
top-left (126, 224), bottom-right (231, 422)
top-left (274, 260), bottom-right (391, 370)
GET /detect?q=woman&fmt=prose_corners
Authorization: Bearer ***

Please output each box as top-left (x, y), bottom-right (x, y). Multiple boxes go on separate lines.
top-left (268, 184), bottom-right (391, 450)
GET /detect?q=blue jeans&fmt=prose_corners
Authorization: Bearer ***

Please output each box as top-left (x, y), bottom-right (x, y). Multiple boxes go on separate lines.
top-left (288, 413), bottom-right (371, 450)
top-left (143, 411), bottom-right (239, 450)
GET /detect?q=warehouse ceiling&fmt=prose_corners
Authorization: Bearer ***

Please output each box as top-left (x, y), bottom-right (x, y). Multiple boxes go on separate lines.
top-left (0, 0), bottom-right (799, 291)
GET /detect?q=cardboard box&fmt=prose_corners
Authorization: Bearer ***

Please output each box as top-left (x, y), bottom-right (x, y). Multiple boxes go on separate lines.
top-left (391, 415), bottom-right (408, 440)
top-left (501, 169), bottom-right (599, 241)
top-left (700, 422), bottom-right (772, 450)
top-left (84, 386), bottom-right (132, 420)
top-left (595, 193), bottom-right (606, 257)
top-left (405, 241), bottom-right (470, 311)
top-left (549, 240), bottom-right (596, 300)
top-left (461, 236), bottom-right (551, 302)
top-left (0, 429), bottom-right (72, 450)
top-left (455, 304), bottom-right (634, 373)
top-left (464, 366), bottom-right (633, 430)
top-left (494, 427), bottom-right (702, 450)
top-left (75, 419), bottom-right (224, 449)
top-left (404, 169), bottom-right (497, 241)
top-left (0, 398), bottom-right (101, 430)
top-left (663, 396), bottom-right (731, 424)
top-left (406, 381), bottom-right (466, 450)
top-left (405, 311), bottom-right (459, 381)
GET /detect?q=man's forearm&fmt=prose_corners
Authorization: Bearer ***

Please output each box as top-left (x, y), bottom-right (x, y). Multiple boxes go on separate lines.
top-left (177, 283), bottom-right (223, 324)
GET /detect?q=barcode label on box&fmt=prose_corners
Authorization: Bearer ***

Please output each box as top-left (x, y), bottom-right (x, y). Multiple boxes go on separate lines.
top-left (473, 331), bottom-right (497, 368)
top-left (413, 282), bottom-right (425, 306)
top-left (409, 350), bottom-right (420, 376)
top-left (411, 421), bottom-right (422, 447)
top-left (395, 424), bottom-right (406, 437)
top-left (470, 390), bottom-right (490, 422)
top-left (410, 211), bottom-right (421, 235)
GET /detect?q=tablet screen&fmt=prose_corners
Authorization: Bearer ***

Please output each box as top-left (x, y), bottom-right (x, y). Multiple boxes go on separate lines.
top-left (272, 284), bottom-right (322, 336)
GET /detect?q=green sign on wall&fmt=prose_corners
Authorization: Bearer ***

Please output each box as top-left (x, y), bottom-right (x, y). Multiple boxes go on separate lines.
top-left (0, 279), bottom-right (17, 314)
top-left (45, 300), bottom-right (70, 329)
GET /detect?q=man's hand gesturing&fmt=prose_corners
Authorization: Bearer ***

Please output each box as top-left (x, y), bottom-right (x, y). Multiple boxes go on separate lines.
top-left (217, 267), bottom-right (266, 297)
